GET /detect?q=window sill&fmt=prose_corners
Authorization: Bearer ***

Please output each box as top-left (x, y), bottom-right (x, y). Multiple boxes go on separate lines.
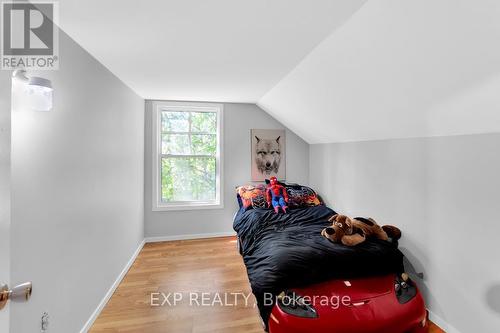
top-left (152, 202), bottom-right (224, 212)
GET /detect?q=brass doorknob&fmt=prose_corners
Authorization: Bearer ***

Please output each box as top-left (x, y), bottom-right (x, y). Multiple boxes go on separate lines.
top-left (0, 284), bottom-right (9, 310)
top-left (0, 282), bottom-right (32, 310)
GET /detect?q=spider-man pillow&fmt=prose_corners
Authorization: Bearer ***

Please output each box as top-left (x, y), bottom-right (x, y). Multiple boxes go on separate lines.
top-left (236, 184), bottom-right (267, 210)
top-left (236, 183), bottom-right (322, 210)
top-left (285, 184), bottom-right (322, 207)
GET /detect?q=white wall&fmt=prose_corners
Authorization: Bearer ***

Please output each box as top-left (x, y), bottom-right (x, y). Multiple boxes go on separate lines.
top-left (10, 30), bottom-right (144, 333)
top-left (144, 101), bottom-right (309, 238)
top-left (310, 133), bottom-right (500, 333)
top-left (0, 66), bottom-right (11, 332)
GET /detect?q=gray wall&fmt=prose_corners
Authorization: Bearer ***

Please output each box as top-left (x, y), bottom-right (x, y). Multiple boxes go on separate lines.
top-left (0, 67), bottom-right (11, 332)
top-left (144, 101), bottom-right (309, 238)
top-left (10, 31), bottom-right (144, 333)
top-left (310, 133), bottom-right (500, 333)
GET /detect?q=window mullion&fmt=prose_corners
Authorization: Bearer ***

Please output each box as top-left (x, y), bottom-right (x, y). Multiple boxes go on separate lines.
top-left (188, 112), bottom-right (193, 155)
top-left (162, 131), bottom-right (215, 135)
top-left (161, 154), bottom-right (213, 158)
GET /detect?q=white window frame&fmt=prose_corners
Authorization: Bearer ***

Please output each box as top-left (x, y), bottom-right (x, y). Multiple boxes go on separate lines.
top-left (152, 101), bottom-right (224, 211)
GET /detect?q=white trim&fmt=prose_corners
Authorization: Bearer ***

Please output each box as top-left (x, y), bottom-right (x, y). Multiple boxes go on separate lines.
top-left (79, 239), bottom-right (145, 333)
top-left (428, 309), bottom-right (462, 333)
top-left (151, 101), bottom-right (224, 211)
top-left (152, 202), bottom-right (224, 211)
top-left (145, 232), bottom-right (236, 243)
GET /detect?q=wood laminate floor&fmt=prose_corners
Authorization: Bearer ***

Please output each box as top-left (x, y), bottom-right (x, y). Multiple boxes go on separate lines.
top-left (90, 236), bottom-right (445, 333)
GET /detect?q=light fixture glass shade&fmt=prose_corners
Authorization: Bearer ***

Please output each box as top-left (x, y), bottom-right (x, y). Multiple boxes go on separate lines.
top-left (12, 70), bottom-right (54, 112)
top-left (26, 76), bottom-right (53, 111)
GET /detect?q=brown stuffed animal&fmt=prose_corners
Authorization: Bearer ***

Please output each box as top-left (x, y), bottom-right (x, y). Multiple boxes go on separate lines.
top-left (321, 214), bottom-right (402, 246)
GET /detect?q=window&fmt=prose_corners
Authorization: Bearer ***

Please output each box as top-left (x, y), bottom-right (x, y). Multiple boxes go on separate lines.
top-left (152, 101), bottom-right (223, 210)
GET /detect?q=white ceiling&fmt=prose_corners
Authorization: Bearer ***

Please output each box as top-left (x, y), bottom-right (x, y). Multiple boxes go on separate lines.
top-left (59, 0), bottom-right (500, 144)
top-left (259, 0), bottom-right (500, 143)
top-left (58, 0), bottom-right (367, 103)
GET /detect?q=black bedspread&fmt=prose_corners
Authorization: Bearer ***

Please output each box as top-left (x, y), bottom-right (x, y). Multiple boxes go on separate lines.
top-left (233, 205), bottom-right (404, 324)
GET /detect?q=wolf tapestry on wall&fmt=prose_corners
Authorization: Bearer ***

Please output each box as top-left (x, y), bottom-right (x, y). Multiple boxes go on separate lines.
top-left (251, 129), bottom-right (286, 181)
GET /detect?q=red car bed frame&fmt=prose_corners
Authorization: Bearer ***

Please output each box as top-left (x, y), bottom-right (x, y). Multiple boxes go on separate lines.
top-left (268, 274), bottom-right (428, 333)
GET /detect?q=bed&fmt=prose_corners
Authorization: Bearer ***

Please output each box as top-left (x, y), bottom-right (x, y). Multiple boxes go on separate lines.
top-left (233, 204), bottom-right (405, 326)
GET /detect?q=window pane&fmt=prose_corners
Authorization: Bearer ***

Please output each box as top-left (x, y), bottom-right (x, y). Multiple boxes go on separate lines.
top-left (161, 157), bottom-right (216, 202)
top-left (162, 134), bottom-right (190, 155)
top-left (191, 112), bottom-right (216, 133)
top-left (191, 134), bottom-right (216, 155)
top-left (162, 111), bottom-right (189, 132)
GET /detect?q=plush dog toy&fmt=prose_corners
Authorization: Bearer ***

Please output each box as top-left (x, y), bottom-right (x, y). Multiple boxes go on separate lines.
top-left (321, 214), bottom-right (401, 246)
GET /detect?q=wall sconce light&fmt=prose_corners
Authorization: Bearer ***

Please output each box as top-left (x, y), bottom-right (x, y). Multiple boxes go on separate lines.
top-left (12, 69), bottom-right (53, 111)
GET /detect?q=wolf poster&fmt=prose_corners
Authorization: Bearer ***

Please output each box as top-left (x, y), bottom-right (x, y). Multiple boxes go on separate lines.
top-left (251, 129), bottom-right (286, 181)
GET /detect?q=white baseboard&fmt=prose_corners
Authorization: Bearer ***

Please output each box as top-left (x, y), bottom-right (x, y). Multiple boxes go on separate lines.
top-left (145, 231), bottom-right (236, 243)
top-left (80, 239), bottom-right (145, 333)
top-left (428, 309), bottom-right (462, 333)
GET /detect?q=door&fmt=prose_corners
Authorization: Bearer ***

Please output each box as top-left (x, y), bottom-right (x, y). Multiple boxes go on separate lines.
top-left (0, 68), bottom-right (12, 332)
top-left (1, 71), bottom-right (35, 332)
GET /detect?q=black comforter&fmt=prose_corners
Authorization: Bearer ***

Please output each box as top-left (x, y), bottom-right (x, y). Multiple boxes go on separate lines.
top-left (233, 205), bottom-right (404, 324)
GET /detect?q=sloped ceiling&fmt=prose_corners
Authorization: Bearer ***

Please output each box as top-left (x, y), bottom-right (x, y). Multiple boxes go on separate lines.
top-left (58, 0), bottom-right (500, 144)
top-left (57, 0), bottom-right (367, 103)
top-left (258, 0), bottom-right (500, 143)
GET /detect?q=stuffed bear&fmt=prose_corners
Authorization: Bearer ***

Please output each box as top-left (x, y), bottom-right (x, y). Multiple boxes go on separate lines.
top-left (321, 214), bottom-right (401, 246)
